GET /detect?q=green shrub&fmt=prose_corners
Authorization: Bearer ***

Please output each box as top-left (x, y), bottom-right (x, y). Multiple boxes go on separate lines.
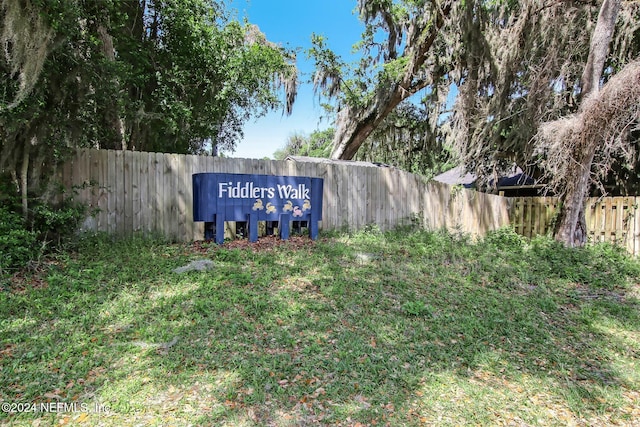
top-left (0, 175), bottom-right (86, 275)
top-left (483, 227), bottom-right (525, 254)
top-left (30, 198), bottom-right (86, 247)
top-left (528, 234), bottom-right (640, 289)
top-left (0, 207), bottom-right (38, 273)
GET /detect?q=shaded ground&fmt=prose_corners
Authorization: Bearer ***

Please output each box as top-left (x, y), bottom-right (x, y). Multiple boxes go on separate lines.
top-left (1, 229), bottom-right (639, 426)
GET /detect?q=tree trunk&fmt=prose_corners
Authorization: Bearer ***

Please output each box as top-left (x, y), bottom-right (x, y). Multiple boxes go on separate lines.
top-left (331, 92), bottom-right (403, 159)
top-left (580, 0), bottom-right (620, 98)
top-left (553, 0), bottom-right (620, 246)
top-left (97, 23), bottom-right (127, 150)
top-left (554, 139), bottom-right (596, 247)
top-left (123, 0), bottom-right (151, 151)
top-left (20, 139), bottom-right (30, 219)
top-left (330, 1), bottom-right (453, 160)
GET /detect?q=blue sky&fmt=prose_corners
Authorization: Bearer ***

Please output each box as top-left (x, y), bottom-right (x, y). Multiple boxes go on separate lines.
top-left (226, 0), bottom-right (365, 159)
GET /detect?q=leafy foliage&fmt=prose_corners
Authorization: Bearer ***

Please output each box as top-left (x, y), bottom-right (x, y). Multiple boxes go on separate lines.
top-left (353, 101), bottom-right (456, 176)
top-left (0, 175), bottom-right (85, 275)
top-left (1, 0), bottom-right (297, 154)
top-left (311, 0), bottom-right (640, 191)
top-left (401, 299), bottom-right (433, 316)
top-left (0, 0), bottom-right (298, 217)
top-left (0, 206), bottom-right (37, 274)
top-left (273, 109), bottom-right (454, 177)
top-left (1, 229), bottom-right (639, 425)
top-left (273, 128), bottom-right (335, 160)
top-left (482, 227), bottom-right (526, 253)
top-left (29, 197), bottom-right (86, 249)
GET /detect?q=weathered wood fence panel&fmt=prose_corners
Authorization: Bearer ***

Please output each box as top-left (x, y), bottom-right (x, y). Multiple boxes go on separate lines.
top-left (62, 149), bottom-right (511, 242)
top-left (509, 196), bottom-right (640, 256)
top-left (62, 149), bottom-right (640, 254)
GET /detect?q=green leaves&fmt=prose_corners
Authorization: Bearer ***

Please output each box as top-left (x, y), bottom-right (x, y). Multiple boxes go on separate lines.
top-left (0, 207), bottom-right (37, 274)
top-left (309, 33), bottom-right (349, 100)
top-left (273, 128), bottom-right (335, 160)
top-left (0, 0), bottom-right (299, 203)
top-left (120, 1), bottom-right (296, 154)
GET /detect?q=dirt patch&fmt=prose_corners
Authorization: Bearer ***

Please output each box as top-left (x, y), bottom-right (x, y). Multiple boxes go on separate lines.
top-left (4, 263), bottom-right (51, 293)
top-left (190, 234), bottom-right (319, 253)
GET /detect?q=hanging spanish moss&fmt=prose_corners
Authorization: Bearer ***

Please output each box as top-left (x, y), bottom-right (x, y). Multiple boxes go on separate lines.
top-left (1, 0), bottom-right (54, 109)
top-left (535, 61), bottom-right (640, 197)
top-left (354, 101), bottom-right (453, 176)
top-left (451, 0), bottom-right (639, 190)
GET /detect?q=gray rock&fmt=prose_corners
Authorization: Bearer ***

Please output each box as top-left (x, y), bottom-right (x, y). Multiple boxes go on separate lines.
top-left (173, 259), bottom-right (215, 274)
top-left (355, 252), bottom-right (378, 264)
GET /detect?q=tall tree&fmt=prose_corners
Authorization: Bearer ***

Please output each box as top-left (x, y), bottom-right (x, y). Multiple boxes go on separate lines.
top-left (453, 0), bottom-right (638, 246)
top-left (1, 0), bottom-right (297, 215)
top-left (273, 128), bottom-right (334, 160)
top-left (313, 0), bottom-right (639, 246)
top-left (535, 0), bottom-right (640, 246)
top-left (312, 0), bottom-right (454, 160)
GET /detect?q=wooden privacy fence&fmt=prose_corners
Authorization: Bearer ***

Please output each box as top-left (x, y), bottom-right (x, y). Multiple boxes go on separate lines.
top-left (61, 149), bottom-right (511, 242)
top-left (509, 196), bottom-right (640, 256)
top-left (61, 149), bottom-right (640, 254)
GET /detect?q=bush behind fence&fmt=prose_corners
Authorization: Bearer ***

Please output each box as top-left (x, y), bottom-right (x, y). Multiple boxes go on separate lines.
top-left (61, 149), bottom-right (640, 255)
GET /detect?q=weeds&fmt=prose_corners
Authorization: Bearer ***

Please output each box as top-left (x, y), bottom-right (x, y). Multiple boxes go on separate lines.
top-left (1, 228), bottom-right (639, 426)
top-left (0, 175), bottom-right (87, 279)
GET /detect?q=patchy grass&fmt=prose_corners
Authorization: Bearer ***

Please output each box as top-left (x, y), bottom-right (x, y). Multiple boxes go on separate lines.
top-left (1, 228), bottom-right (639, 426)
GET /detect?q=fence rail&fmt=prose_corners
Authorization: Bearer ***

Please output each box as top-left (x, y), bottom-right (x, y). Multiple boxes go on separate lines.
top-left (61, 149), bottom-right (511, 242)
top-left (61, 149), bottom-right (640, 255)
top-left (509, 196), bottom-right (640, 255)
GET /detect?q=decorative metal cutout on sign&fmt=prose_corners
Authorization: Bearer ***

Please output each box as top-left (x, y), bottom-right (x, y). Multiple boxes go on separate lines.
top-left (192, 173), bottom-right (324, 244)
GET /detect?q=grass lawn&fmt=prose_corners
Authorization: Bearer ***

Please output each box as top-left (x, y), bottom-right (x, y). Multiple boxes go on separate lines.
top-left (1, 227), bottom-right (639, 426)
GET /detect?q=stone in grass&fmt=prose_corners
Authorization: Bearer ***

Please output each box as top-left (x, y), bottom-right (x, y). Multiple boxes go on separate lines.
top-left (355, 252), bottom-right (379, 264)
top-left (173, 259), bottom-right (215, 274)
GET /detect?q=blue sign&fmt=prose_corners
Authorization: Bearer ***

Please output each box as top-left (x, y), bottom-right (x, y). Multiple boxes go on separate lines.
top-left (193, 173), bottom-right (324, 244)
